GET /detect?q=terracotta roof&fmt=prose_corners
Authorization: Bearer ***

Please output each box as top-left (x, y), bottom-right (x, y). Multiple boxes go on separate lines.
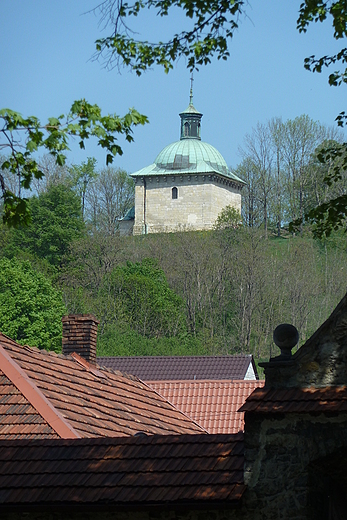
top-left (148, 380), bottom-right (264, 433)
top-left (0, 333), bottom-right (205, 439)
top-left (97, 354), bottom-right (258, 381)
top-left (0, 370), bottom-right (58, 439)
top-left (0, 433), bottom-right (245, 510)
top-left (239, 385), bottom-right (347, 413)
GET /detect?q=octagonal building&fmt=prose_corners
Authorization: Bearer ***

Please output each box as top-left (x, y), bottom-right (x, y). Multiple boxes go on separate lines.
top-left (131, 93), bottom-right (245, 235)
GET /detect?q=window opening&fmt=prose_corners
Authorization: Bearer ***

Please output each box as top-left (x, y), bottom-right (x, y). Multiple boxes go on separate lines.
top-left (172, 187), bottom-right (178, 199)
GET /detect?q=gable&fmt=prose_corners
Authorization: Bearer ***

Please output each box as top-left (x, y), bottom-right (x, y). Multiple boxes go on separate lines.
top-left (0, 369), bottom-right (58, 439)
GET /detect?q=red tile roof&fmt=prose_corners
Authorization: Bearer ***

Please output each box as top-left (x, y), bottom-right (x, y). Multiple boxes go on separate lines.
top-left (0, 333), bottom-right (205, 439)
top-left (148, 380), bottom-right (264, 433)
top-left (0, 370), bottom-right (58, 439)
top-left (239, 385), bottom-right (347, 413)
top-left (0, 433), bottom-right (245, 509)
top-left (97, 354), bottom-right (258, 381)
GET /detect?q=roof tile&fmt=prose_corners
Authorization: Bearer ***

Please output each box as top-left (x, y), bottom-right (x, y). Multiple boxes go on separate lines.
top-left (148, 379), bottom-right (264, 433)
top-left (0, 434), bottom-right (244, 508)
top-left (240, 385), bottom-right (347, 413)
top-left (0, 333), bottom-right (205, 439)
top-left (98, 355), bottom-right (258, 381)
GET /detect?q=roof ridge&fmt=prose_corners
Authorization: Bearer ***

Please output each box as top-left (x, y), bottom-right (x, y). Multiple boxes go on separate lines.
top-left (98, 354), bottom-right (252, 360)
top-left (145, 378), bottom-right (262, 383)
top-left (71, 352), bottom-right (108, 379)
top-left (0, 344), bottom-right (80, 439)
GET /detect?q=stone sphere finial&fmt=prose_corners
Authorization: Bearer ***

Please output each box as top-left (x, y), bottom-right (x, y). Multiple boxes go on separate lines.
top-left (273, 324), bottom-right (299, 358)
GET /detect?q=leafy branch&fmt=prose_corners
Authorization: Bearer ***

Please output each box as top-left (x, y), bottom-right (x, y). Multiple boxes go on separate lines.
top-left (297, 1), bottom-right (347, 87)
top-left (0, 99), bottom-right (148, 226)
top-left (93, 0), bottom-right (245, 74)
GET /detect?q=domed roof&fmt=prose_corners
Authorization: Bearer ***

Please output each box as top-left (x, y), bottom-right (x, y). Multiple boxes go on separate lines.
top-left (131, 90), bottom-right (245, 184)
top-left (132, 138), bottom-right (244, 183)
top-left (155, 139), bottom-right (229, 176)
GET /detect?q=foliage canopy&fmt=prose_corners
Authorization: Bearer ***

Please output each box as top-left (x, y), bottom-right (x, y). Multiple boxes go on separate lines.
top-left (0, 100), bottom-right (147, 227)
top-left (15, 184), bottom-right (85, 267)
top-left (101, 258), bottom-right (186, 338)
top-left (0, 258), bottom-right (66, 351)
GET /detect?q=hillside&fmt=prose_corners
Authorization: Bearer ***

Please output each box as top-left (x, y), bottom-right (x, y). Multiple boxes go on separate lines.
top-left (0, 181), bottom-right (346, 362)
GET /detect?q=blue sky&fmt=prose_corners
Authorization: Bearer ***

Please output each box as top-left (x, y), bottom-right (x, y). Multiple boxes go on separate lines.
top-left (1, 1), bottom-right (345, 174)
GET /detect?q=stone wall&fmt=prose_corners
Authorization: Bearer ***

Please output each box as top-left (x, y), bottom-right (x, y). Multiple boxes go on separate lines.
top-left (133, 174), bottom-right (242, 235)
top-left (243, 411), bottom-right (347, 520)
top-left (117, 219), bottom-right (134, 236)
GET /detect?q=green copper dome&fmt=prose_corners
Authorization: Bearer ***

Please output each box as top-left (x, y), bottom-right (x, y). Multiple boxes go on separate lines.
top-left (155, 139), bottom-right (229, 176)
top-left (131, 90), bottom-right (245, 184)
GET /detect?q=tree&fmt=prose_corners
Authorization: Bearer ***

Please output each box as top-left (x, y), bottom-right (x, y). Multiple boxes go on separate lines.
top-left (214, 205), bottom-right (242, 230)
top-left (86, 167), bottom-right (135, 234)
top-left (69, 157), bottom-right (97, 219)
top-left (238, 122), bottom-right (274, 236)
top-left (153, 231), bottom-right (232, 347)
top-left (32, 154), bottom-right (71, 195)
top-left (100, 258), bottom-right (186, 338)
top-left (290, 1), bottom-right (347, 236)
top-left (0, 258), bottom-right (66, 351)
top-left (295, 140), bottom-right (347, 237)
top-left (0, 100), bottom-right (147, 226)
top-left (234, 157), bottom-right (261, 228)
top-left (59, 232), bottom-right (125, 314)
top-left (269, 117), bottom-right (286, 236)
top-left (94, 1), bottom-right (346, 83)
top-left (236, 116), bottom-right (342, 235)
top-left (10, 184), bottom-right (85, 267)
top-left (297, 1), bottom-right (347, 92)
top-left (281, 115), bottom-right (323, 230)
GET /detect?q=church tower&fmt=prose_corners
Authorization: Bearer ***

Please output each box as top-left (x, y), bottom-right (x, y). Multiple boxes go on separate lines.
top-left (130, 85), bottom-right (245, 235)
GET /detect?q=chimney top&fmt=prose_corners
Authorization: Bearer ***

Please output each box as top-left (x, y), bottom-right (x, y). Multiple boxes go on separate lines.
top-left (62, 315), bottom-right (99, 364)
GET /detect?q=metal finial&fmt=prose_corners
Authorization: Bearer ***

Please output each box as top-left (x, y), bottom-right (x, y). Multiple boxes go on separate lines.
top-left (189, 72), bottom-right (194, 105)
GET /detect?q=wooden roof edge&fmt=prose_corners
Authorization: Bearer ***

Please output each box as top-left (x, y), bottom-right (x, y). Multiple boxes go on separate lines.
top-left (0, 344), bottom-right (80, 439)
top-left (0, 495), bottom-right (245, 513)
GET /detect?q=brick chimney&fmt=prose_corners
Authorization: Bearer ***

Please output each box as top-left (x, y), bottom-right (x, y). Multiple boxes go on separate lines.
top-left (62, 315), bottom-right (99, 364)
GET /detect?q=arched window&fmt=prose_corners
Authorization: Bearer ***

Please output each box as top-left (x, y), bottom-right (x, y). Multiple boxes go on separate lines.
top-left (172, 187), bottom-right (178, 199)
top-left (184, 122), bottom-right (190, 136)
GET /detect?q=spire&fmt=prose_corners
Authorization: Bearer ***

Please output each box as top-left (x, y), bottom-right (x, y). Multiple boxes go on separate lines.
top-left (179, 76), bottom-right (203, 140)
top-left (189, 72), bottom-right (194, 105)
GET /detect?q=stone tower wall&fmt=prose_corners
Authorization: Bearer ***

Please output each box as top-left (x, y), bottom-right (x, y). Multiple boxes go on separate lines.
top-left (133, 174), bottom-right (242, 235)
